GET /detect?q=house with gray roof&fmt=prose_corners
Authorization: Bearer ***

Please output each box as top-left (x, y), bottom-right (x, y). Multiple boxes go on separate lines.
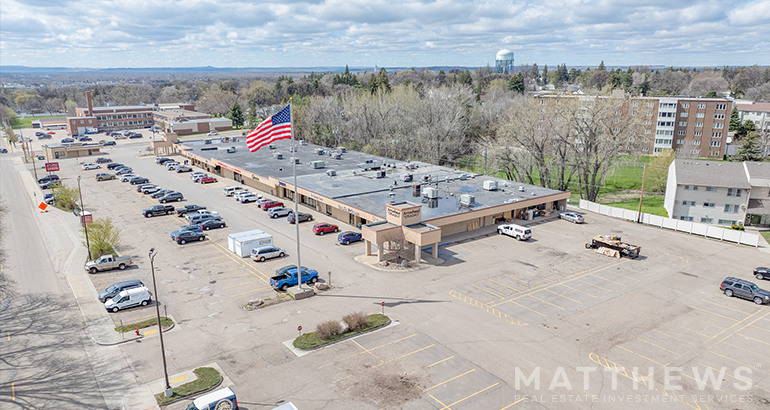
top-left (664, 159), bottom-right (770, 226)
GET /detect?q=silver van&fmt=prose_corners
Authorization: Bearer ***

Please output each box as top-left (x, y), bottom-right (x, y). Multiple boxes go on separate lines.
top-left (186, 387), bottom-right (238, 410)
top-left (99, 279), bottom-right (144, 302)
top-left (104, 286), bottom-right (151, 312)
top-left (188, 214), bottom-right (222, 225)
top-left (251, 246), bottom-right (286, 262)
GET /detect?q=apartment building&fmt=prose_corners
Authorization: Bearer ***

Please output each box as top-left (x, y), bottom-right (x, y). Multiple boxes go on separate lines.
top-left (534, 94), bottom-right (730, 159)
top-left (736, 102), bottom-right (770, 132)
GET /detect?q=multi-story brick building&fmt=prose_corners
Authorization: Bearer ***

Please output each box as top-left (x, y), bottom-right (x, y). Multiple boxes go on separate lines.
top-left (533, 94), bottom-right (730, 159)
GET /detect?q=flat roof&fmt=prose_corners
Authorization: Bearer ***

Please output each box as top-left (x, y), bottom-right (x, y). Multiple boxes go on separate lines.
top-left (180, 138), bottom-right (567, 221)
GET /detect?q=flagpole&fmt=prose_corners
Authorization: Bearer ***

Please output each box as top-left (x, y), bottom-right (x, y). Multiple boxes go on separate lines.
top-left (290, 99), bottom-right (303, 290)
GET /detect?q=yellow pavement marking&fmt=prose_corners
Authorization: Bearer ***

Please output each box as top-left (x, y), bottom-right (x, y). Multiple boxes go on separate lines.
top-left (488, 279), bottom-right (521, 293)
top-left (209, 260), bottom-right (239, 267)
top-left (500, 398), bottom-right (525, 409)
top-left (230, 286), bottom-right (271, 298)
top-left (318, 334), bottom-right (418, 369)
top-left (589, 352), bottom-right (651, 387)
top-left (545, 289), bottom-right (582, 304)
top-left (605, 270), bottom-right (640, 281)
top-left (218, 272), bottom-right (253, 280)
top-left (591, 275), bottom-right (628, 287)
top-left (352, 339), bottom-right (381, 362)
top-left (215, 267), bottom-right (243, 274)
top-left (427, 393), bottom-right (451, 410)
top-left (702, 299), bottom-right (752, 315)
top-left (143, 329), bottom-right (158, 335)
top-left (557, 283), bottom-right (597, 298)
top-left (706, 349), bottom-right (765, 373)
top-left (740, 333), bottom-right (770, 347)
top-left (223, 279), bottom-right (265, 290)
top-left (721, 340), bottom-right (770, 362)
top-left (172, 375), bottom-right (189, 383)
top-left (527, 294), bottom-right (565, 310)
top-left (576, 279), bottom-right (612, 292)
top-left (423, 369), bottom-right (476, 392)
top-left (489, 261), bottom-right (625, 308)
top-left (652, 329), bottom-right (697, 346)
top-left (129, 313), bottom-right (158, 322)
top-left (381, 344), bottom-right (435, 365)
top-left (688, 306), bottom-right (740, 322)
top-left (613, 345), bottom-right (665, 366)
top-left (7, 332), bottom-right (9, 341)
top-left (437, 383), bottom-right (499, 410)
top-left (426, 356), bottom-right (455, 368)
top-left (507, 299), bottom-right (547, 317)
top-left (698, 362), bottom-right (757, 383)
top-left (449, 291), bottom-right (528, 325)
top-left (636, 338), bottom-right (678, 354)
top-left (471, 284), bottom-right (505, 299)
top-left (12, 382), bottom-right (14, 400)
top-left (209, 242), bottom-right (270, 283)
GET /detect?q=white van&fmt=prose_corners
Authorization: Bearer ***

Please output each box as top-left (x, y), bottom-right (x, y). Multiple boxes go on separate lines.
top-left (223, 186), bottom-right (245, 197)
top-left (187, 387), bottom-right (238, 410)
top-left (497, 224), bottom-right (532, 241)
top-left (104, 286), bottom-right (151, 312)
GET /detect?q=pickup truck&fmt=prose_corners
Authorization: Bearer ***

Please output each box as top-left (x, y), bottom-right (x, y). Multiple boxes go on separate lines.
top-left (85, 255), bottom-right (133, 274)
top-left (142, 204), bottom-right (175, 217)
top-left (270, 267), bottom-right (319, 291)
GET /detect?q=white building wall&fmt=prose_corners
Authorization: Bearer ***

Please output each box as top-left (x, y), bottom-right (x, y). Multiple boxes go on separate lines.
top-left (670, 184), bottom-right (750, 225)
top-left (663, 161), bottom-right (677, 217)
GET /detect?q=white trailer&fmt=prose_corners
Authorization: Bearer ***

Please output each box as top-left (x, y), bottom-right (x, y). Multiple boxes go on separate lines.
top-left (227, 230), bottom-right (273, 258)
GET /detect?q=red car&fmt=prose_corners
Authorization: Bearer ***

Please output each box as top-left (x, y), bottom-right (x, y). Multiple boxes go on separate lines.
top-left (313, 223), bottom-right (339, 235)
top-left (200, 176), bottom-right (218, 184)
top-left (261, 201), bottom-right (284, 210)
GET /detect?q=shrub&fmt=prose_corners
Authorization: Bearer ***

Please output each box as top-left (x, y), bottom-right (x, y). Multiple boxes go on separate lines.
top-left (343, 311), bottom-right (369, 331)
top-left (316, 320), bottom-right (341, 340)
top-left (53, 183), bottom-right (79, 210)
top-left (84, 217), bottom-right (121, 259)
top-left (731, 223), bottom-right (745, 231)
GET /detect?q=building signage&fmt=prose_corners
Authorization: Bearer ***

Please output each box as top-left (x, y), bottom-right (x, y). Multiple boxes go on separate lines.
top-left (45, 162), bottom-right (60, 172)
top-left (338, 205), bottom-right (360, 216)
top-left (279, 182), bottom-right (286, 187)
top-left (217, 161), bottom-right (242, 174)
top-left (310, 193), bottom-right (324, 202)
top-left (387, 207), bottom-right (401, 219)
top-left (403, 208), bottom-right (421, 219)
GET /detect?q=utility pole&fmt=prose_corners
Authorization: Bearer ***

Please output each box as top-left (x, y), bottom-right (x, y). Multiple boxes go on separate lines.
top-left (77, 176), bottom-right (91, 260)
top-left (636, 165), bottom-right (647, 223)
top-left (149, 248), bottom-right (173, 398)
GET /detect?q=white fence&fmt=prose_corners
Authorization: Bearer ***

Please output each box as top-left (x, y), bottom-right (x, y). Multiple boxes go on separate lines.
top-left (579, 200), bottom-right (760, 247)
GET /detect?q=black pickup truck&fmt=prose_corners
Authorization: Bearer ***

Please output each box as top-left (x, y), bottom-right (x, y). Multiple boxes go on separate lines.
top-left (175, 204), bottom-right (206, 217)
top-left (142, 204), bottom-right (175, 218)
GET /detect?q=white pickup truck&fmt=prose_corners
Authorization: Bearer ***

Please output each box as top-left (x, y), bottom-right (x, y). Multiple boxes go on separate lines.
top-left (85, 255), bottom-right (133, 274)
top-left (497, 224), bottom-right (532, 241)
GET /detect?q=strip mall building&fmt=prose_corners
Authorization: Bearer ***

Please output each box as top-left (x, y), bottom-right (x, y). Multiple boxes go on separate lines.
top-left (178, 137), bottom-right (569, 263)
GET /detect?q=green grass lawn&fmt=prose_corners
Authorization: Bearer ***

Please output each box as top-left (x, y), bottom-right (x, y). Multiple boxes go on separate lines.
top-left (293, 314), bottom-right (389, 349)
top-left (760, 231), bottom-right (770, 243)
top-left (601, 195), bottom-right (667, 217)
top-left (155, 367), bottom-right (220, 404)
top-left (114, 316), bottom-right (173, 333)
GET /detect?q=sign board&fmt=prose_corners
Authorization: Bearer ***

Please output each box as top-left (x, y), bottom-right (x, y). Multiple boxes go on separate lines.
top-left (38, 202), bottom-right (48, 211)
top-left (45, 162), bottom-right (59, 172)
top-left (82, 214), bottom-right (93, 225)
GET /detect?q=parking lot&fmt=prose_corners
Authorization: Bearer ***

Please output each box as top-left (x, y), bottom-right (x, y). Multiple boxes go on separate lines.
top-left (31, 137), bottom-right (770, 409)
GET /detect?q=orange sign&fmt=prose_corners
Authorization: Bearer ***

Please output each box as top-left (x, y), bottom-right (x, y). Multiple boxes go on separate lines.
top-left (38, 202), bottom-right (48, 211)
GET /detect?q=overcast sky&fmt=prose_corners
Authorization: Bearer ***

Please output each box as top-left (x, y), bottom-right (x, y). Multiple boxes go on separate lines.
top-left (1, 0), bottom-right (768, 69)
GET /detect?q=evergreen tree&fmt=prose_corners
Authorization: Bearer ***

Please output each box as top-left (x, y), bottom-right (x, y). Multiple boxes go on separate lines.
top-left (729, 107), bottom-right (741, 131)
top-left (606, 72), bottom-right (623, 90)
top-left (376, 68), bottom-right (391, 92)
top-left (457, 70), bottom-right (473, 86)
top-left (226, 101), bottom-right (244, 128)
top-left (598, 61), bottom-right (606, 70)
top-left (542, 65), bottom-right (549, 85)
top-left (437, 70), bottom-right (446, 86)
top-left (531, 63), bottom-right (539, 84)
top-left (732, 132), bottom-right (763, 162)
top-left (248, 101), bottom-right (258, 127)
top-left (705, 91), bottom-right (717, 97)
top-left (508, 73), bottom-right (525, 92)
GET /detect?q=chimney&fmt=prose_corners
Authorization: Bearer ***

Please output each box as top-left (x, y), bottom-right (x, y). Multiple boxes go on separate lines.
top-left (85, 91), bottom-right (93, 116)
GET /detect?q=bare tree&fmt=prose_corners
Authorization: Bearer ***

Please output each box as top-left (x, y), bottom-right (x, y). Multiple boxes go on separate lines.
top-left (686, 75), bottom-right (729, 97)
top-left (745, 83), bottom-right (770, 103)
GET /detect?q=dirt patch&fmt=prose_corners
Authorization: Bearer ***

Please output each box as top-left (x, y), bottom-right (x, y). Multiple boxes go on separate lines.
top-left (337, 365), bottom-right (426, 408)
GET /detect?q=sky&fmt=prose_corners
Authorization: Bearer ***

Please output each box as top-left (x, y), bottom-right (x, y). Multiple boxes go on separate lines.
top-left (0, 0), bottom-right (768, 69)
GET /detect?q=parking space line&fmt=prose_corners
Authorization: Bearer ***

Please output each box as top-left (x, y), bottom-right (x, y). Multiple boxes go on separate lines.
top-left (591, 275), bottom-right (628, 287)
top-left (423, 369), bottom-right (476, 392)
top-left (427, 393), bottom-right (452, 410)
top-left (702, 300), bottom-right (753, 315)
top-left (500, 398), bottom-right (525, 409)
top-left (437, 383), bottom-right (499, 410)
top-left (706, 349), bottom-right (764, 373)
top-left (636, 338), bottom-right (678, 355)
top-left (721, 340), bottom-right (770, 362)
top-left (92, 273), bottom-right (135, 283)
top-left (488, 279), bottom-right (522, 293)
top-left (384, 344), bottom-right (435, 364)
top-left (230, 286), bottom-right (271, 298)
top-left (208, 261), bottom-right (237, 267)
top-left (214, 267), bottom-right (244, 274)
top-left (507, 299), bottom-right (547, 317)
top-left (613, 345), bottom-right (665, 366)
top-left (217, 272), bottom-right (252, 280)
top-left (575, 279), bottom-right (612, 292)
top-left (605, 270), bottom-right (639, 281)
top-left (449, 291), bottom-right (527, 325)
top-left (697, 362), bottom-right (756, 384)
top-left (426, 356), bottom-right (455, 368)
top-left (209, 243), bottom-right (271, 283)
top-left (544, 289), bottom-right (582, 304)
top-left (557, 283), bottom-right (597, 298)
top-left (223, 279), bottom-right (264, 290)
top-left (351, 339), bottom-right (382, 362)
top-left (471, 285), bottom-right (505, 299)
top-left (688, 306), bottom-right (740, 322)
top-left (318, 333), bottom-right (418, 369)
top-left (652, 329), bottom-right (697, 346)
top-left (589, 352), bottom-right (651, 387)
top-left (527, 294), bottom-right (565, 310)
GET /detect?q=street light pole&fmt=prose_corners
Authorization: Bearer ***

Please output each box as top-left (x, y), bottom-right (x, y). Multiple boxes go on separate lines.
top-left (149, 248), bottom-right (173, 398)
top-left (77, 176), bottom-right (91, 260)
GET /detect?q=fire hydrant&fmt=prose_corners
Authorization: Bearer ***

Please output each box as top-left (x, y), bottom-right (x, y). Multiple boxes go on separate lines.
top-left (135, 328), bottom-right (140, 336)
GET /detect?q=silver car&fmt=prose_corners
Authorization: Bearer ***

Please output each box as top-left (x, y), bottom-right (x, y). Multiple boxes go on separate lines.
top-left (268, 207), bottom-right (292, 218)
top-left (250, 246), bottom-right (285, 262)
top-left (560, 212), bottom-right (584, 224)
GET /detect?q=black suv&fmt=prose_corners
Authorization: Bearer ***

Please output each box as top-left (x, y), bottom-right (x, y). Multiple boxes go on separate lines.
top-left (720, 277), bottom-right (770, 305)
top-left (176, 230), bottom-right (205, 245)
top-left (753, 267), bottom-right (770, 281)
top-left (38, 174), bottom-right (60, 184)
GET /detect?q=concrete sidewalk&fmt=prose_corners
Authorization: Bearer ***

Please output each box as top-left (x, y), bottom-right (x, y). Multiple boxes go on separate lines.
top-left (122, 362), bottom-right (234, 410)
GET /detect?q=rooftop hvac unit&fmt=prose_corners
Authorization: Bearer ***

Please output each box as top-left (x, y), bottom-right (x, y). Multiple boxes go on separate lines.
top-left (405, 163), bottom-right (418, 170)
top-left (226, 147), bottom-right (236, 153)
top-left (273, 152), bottom-right (283, 159)
top-left (460, 194), bottom-right (475, 206)
top-left (310, 160), bottom-right (325, 169)
top-left (401, 173), bottom-right (413, 182)
top-left (518, 186), bottom-right (525, 192)
top-left (375, 170), bottom-right (386, 179)
top-left (483, 180), bottom-right (498, 191)
top-left (314, 148), bottom-right (324, 155)
top-left (331, 152), bottom-right (342, 159)
top-left (459, 173), bottom-right (468, 180)
top-left (326, 169), bottom-right (336, 176)
top-left (289, 157), bottom-right (299, 164)
top-left (412, 184), bottom-right (421, 197)
top-left (337, 146), bottom-right (347, 153)
top-left (422, 175), bottom-right (431, 182)
top-left (288, 146), bottom-right (296, 152)
top-left (299, 140), bottom-right (307, 146)
top-left (423, 187), bottom-right (438, 199)
top-left (268, 144), bottom-right (276, 149)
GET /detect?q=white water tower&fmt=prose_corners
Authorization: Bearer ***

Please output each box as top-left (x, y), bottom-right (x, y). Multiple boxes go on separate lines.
top-left (495, 49), bottom-right (514, 73)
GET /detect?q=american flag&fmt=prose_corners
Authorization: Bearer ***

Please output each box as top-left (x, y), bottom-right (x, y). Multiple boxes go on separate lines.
top-left (246, 105), bottom-right (292, 152)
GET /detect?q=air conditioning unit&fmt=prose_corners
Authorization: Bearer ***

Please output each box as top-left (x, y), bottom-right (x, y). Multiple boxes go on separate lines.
top-left (337, 146), bottom-right (347, 153)
top-left (326, 169), bottom-right (337, 176)
top-left (289, 157), bottom-right (299, 164)
top-left (483, 180), bottom-right (498, 191)
top-left (314, 148), bottom-right (324, 155)
top-left (299, 140), bottom-right (306, 146)
top-left (310, 160), bottom-right (325, 169)
top-left (423, 187), bottom-right (438, 199)
top-left (331, 152), bottom-right (342, 160)
top-left (460, 194), bottom-right (475, 206)
top-left (273, 152), bottom-right (283, 159)
top-left (226, 147), bottom-right (236, 153)
top-left (422, 175), bottom-right (431, 182)
top-left (288, 146), bottom-right (296, 152)
top-left (374, 170), bottom-right (386, 179)
top-left (401, 173), bottom-right (413, 182)
top-left (518, 186), bottom-right (525, 192)
top-left (459, 173), bottom-right (468, 180)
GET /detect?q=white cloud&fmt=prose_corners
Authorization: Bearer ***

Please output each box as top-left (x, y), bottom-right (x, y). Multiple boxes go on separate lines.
top-left (0, 0), bottom-right (767, 67)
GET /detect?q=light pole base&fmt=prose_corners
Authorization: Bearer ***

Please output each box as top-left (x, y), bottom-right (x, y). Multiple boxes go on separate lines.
top-left (288, 287), bottom-right (314, 300)
top-left (164, 387), bottom-right (173, 398)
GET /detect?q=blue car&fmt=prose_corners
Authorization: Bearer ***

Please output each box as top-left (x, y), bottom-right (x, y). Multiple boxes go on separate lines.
top-left (337, 231), bottom-right (362, 245)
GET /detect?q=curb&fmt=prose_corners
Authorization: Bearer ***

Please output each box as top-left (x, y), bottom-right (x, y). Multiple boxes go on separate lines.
top-left (283, 316), bottom-right (398, 357)
top-left (155, 375), bottom-right (224, 408)
top-left (93, 315), bottom-right (177, 346)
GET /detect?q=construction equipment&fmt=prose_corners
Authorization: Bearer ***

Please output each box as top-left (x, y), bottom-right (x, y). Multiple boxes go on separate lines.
top-left (585, 235), bottom-right (641, 259)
